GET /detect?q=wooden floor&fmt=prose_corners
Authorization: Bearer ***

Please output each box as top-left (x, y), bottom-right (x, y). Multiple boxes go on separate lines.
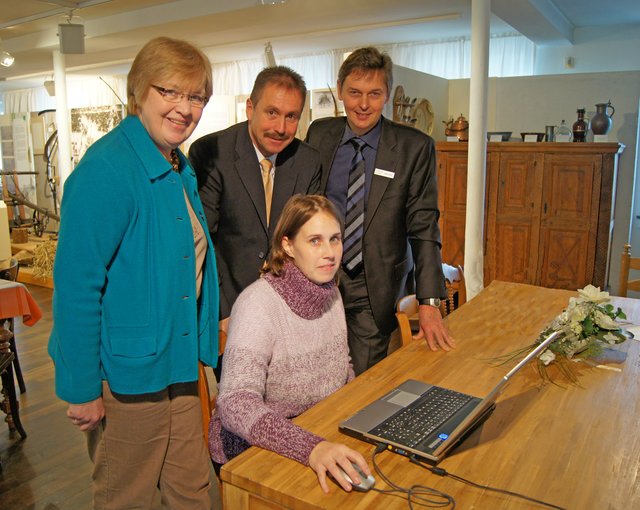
top-left (0, 285), bottom-right (93, 509)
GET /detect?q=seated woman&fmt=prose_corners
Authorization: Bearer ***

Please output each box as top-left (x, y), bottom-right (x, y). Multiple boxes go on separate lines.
top-left (209, 194), bottom-right (370, 492)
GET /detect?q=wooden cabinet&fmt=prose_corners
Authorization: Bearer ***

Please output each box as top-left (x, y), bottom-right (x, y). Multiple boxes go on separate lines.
top-left (436, 150), bottom-right (471, 266)
top-left (436, 142), bottom-right (623, 290)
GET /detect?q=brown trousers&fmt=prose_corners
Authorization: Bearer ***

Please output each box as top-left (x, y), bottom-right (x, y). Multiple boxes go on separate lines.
top-left (87, 381), bottom-right (221, 510)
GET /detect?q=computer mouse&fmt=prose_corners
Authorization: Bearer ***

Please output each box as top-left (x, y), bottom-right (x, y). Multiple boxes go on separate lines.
top-left (331, 462), bottom-right (375, 492)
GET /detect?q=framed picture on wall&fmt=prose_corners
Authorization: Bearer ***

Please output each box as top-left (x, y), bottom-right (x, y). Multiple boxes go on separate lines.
top-left (311, 88), bottom-right (342, 120)
top-left (70, 105), bottom-right (123, 167)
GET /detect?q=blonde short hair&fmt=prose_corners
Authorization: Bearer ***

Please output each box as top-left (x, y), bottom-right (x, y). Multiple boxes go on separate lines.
top-left (127, 37), bottom-right (212, 116)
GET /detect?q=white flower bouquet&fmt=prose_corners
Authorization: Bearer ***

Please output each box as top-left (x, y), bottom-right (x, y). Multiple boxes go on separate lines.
top-left (493, 285), bottom-right (629, 384)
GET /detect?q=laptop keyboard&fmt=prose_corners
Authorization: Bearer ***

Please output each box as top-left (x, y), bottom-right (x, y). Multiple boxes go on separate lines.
top-left (370, 387), bottom-right (473, 448)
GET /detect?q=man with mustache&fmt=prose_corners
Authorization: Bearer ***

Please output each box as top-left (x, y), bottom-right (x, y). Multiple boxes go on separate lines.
top-left (190, 67), bottom-right (321, 346)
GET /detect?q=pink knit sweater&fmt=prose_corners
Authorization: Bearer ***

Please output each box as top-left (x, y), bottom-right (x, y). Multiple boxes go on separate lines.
top-left (209, 263), bottom-right (353, 466)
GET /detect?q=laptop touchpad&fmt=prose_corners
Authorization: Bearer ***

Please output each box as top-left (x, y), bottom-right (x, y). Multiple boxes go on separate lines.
top-left (386, 390), bottom-right (421, 407)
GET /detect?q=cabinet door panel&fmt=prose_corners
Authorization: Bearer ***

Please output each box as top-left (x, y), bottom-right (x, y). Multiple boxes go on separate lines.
top-left (486, 152), bottom-right (543, 284)
top-left (539, 154), bottom-right (600, 288)
top-left (445, 156), bottom-right (469, 211)
top-left (492, 224), bottom-right (535, 283)
top-left (441, 212), bottom-right (466, 266)
top-left (438, 152), bottom-right (468, 267)
top-left (539, 228), bottom-right (592, 289)
top-left (542, 155), bottom-right (596, 221)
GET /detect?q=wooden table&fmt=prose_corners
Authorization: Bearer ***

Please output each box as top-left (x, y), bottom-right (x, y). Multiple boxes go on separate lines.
top-left (0, 278), bottom-right (43, 439)
top-left (220, 281), bottom-right (640, 509)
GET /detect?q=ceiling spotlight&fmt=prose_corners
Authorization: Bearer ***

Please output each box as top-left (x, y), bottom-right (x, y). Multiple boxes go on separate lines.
top-left (0, 50), bottom-right (14, 67)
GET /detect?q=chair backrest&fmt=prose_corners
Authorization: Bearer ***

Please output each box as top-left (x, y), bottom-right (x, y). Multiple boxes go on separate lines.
top-left (619, 244), bottom-right (640, 297)
top-left (198, 329), bottom-right (227, 443)
top-left (395, 294), bottom-right (419, 346)
top-left (441, 264), bottom-right (466, 316)
top-left (0, 258), bottom-right (19, 282)
top-left (394, 265), bottom-right (467, 347)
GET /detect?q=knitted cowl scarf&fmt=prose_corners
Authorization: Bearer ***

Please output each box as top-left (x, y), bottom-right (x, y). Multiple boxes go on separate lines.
top-left (262, 261), bottom-right (336, 320)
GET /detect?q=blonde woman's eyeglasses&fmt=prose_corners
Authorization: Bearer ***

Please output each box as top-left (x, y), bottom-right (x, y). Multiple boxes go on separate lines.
top-left (151, 84), bottom-right (208, 108)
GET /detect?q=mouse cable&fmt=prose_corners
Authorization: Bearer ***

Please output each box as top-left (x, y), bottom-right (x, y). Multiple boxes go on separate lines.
top-left (409, 455), bottom-right (566, 510)
top-left (371, 444), bottom-right (456, 509)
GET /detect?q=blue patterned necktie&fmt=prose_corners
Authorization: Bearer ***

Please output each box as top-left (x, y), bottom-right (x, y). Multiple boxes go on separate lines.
top-left (343, 137), bottom-right (366, 278)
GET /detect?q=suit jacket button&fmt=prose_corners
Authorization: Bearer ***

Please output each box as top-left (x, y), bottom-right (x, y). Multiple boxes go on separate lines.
top-left (258, 251), bottom-right (265, 259)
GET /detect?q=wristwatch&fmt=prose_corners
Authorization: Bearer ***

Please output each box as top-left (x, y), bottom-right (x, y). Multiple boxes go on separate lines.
top-left (418, 297), bottom-right (441, 307)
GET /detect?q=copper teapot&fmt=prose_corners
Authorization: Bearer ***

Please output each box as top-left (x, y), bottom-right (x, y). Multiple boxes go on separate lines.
top-left (444, 114), bottom-right (469, 141)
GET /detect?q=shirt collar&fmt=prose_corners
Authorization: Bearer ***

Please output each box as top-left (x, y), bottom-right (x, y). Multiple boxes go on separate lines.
top-left (340, 117), bottom-right (382, 149)
top-left (252, 143), bottom-right (277, 168)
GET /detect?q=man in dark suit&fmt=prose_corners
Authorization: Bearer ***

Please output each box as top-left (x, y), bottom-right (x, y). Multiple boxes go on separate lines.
top-left (306, 47), bottom-right (454, 375)
top-left (190, 67), bottom-right (321, 334)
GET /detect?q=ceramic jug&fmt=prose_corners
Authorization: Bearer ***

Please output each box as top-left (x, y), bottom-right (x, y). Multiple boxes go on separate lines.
top-left (590, 101), bottom-right (615, 135)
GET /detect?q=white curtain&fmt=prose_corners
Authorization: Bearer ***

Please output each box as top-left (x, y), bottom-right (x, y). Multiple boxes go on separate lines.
top-left (210, 34), bottom-right (534, 94)
top-left (278, 51), bottom-right (338, 90)
top-left (388, 33), bottom-right (534, 79)
top-left (387, 39), bottom-right (468, 79)
top-left (211, 58), bottom-right (265, 96)
top-left (2, 75), bottom-right (127, 115)
top-left (3, 87), bottom-right (55, 115)
top-left (1, 35), bottom-right (533, 113)
top-left (485, 34), bottom-right (535, 77)
top-left (211, 50), bottom-right (337, 96)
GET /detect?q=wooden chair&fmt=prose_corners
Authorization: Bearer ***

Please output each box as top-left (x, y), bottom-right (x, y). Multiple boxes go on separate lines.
top-left (395, 294), bottom-right (419, 347)
top-left (619, 244), bottom-right (640, 297)
top-left (0, 348), bottom-right (27, 440)
top-left (0, 258), bottom-right (25, 393)
top-left (395, 264), bottom-right (466, 346)
top-left (197, 329), bottom-right (227, 443)
top-left (441, 263), bottom-right (467, 316)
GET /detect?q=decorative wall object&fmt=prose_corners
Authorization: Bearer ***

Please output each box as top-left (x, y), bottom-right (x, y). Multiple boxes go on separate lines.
top-left (392, 86), bottom-right (434, 135)
top-left (70, 105), bottom-right (122, 166)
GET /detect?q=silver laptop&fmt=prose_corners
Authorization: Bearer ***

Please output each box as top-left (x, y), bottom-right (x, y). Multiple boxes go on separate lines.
top-left (340, 331), bottom-right (560, 464)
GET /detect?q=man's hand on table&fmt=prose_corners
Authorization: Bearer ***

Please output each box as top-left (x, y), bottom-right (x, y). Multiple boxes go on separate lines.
top-left (414, 304), bottom-right (456, 351)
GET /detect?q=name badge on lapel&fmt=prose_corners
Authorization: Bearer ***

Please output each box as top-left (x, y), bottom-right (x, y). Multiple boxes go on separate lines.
top-left (374, 168), bottom-right (395, 179)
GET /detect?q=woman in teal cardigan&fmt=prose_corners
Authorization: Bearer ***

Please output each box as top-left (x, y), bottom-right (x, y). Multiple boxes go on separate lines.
top-left (48, 37), bottom-right (220, 509)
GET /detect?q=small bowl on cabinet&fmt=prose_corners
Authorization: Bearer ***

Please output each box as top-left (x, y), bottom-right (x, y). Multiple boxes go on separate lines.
top-left (520, 132), bottom-right (545, 142)
top-left (487, 131), bottom-right (512, 142)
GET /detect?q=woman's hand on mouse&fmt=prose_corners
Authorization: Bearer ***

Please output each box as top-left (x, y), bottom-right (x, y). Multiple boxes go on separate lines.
top-left (308, 441), bottom-right (370, 493)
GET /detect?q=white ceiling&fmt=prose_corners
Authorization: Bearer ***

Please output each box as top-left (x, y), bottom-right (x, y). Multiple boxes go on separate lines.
top-left (0, 0), bottom-right (639, 92)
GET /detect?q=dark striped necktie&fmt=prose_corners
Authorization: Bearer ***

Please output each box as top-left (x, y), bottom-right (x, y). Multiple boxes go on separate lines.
top-left (343, 137), bottom-right (366, 278)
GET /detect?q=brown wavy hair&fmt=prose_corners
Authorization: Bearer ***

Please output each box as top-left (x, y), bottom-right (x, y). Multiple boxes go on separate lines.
top-left (127, 37), bottom-right (212, 116)
top-left (261, 195), bottom-right (343, 278)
